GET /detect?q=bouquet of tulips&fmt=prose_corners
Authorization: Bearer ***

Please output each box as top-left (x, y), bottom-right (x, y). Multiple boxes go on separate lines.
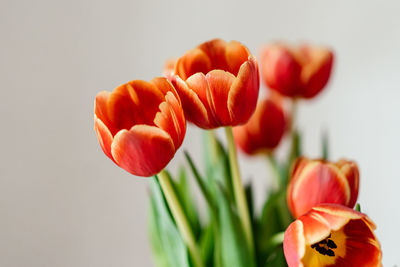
top-left (94, 39), bottom-right (382, 267)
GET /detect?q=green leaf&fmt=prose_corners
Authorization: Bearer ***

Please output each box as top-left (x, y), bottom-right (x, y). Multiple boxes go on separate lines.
top-left (149, 178), bottom-right (191, 267)
top-left (148, 196), bottom-right (169, 267)
top-left (171, 168), bottom-right (201, 238)
top-left (321, 129), bottom-right (329, 160)
top-left (216, 185), bottom-right (256, 267)
top-left (256, 188), bottom-right (293, 265)
top-left (290, 129), bottom-right (302, 162)
top-left (184, 151), bottom-right (217, 216)
top-left (355, 203), bottom-right (361, 212)
top-left (245, 183), bottom-right (255, 226)
top-left (263, 245), bottom-right (287, 267)
top-left (199, 221), bottom-right (215, 266)
top-left (203, 131), bottom-right (233, 203)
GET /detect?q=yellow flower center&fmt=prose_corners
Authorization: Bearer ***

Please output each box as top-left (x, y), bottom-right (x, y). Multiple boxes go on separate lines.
top-left (302, 228), bottom-right (346, 266)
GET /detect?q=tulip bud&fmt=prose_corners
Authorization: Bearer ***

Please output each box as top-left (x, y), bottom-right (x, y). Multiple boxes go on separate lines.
top-left (233, 94), bottom-right (286, 154)
top-left (94, 77), bottom-right (186, 177)
top-left (260, 43), bottom-right (334, 99)
top-left (287, 157), bottom-right (359, 218)
top-left (171, 38), bottom-right (260, 129)
top-left (284, 204), bottom-right (382, 267)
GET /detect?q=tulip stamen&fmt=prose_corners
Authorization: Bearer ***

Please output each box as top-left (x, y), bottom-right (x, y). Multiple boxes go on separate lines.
top-left (310, 234), bottom-right (337, 257)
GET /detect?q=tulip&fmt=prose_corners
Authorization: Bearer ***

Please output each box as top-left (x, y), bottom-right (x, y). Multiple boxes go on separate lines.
top-left (283, 204), bottom-right (382, 267)
top-left (94, 77), bottom-right (186, 177)
top-left (233, 94), bottom-right (286, 154)
top-left (170, 38), bottom-right (260, 129)
top-left (260, 43), bottom-right (334, 99)
top-left (163, 58), bottom-right (177, 81)
top-left (287, 157), bottom-right (359, 218)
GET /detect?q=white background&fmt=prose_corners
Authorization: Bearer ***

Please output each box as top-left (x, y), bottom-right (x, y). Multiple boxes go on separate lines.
top-left (1, 0), bottom-right (399, 266)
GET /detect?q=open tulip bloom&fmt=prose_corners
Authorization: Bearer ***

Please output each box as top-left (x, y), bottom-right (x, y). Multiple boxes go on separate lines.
top-left (93, 39), bottom-right (382, 267)
top-left (284, 204), bottom-right (382, 267)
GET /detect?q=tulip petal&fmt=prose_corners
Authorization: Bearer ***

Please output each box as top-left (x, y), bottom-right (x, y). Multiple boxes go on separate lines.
top-left (225, 40), bottom-right (250, 76)
top-left (198, 38), bottom-right (228, 71)
top-left (127, 80), bottom-right (165, 125)
top-left (206, 70), bottom-right (235, 125)
top-left (261, 45), bottom-right (301, 96)
top-left (107, 83), bottom-right (140, 134)
top-left (289, 157), bottom-right (310, 182)
top-left (94, 117), bottom-right (115, 162)
top-left (228, 57), bottom-right (259, 125)
top-left (154, 92), bottom-right (186, 149)
top-left (185, 73), bottom-right (219, 126)
top-left (95, 91), bottom-right (117, 135)
top-left (150, 77), bottom-right (180, 105)
top-left (283, 220), bottom-right (306, 267)
top-left (300, 211), bottom-right (332, 244)
top-left (111, 125), bottom-right (175, 177)
top-left (300, 47), bottom-right (334, 98)
top-left (175, 48), bottom-right (212, 80)
top-left (342, 219), bottom-right (382, 267)
top-left (336, 160), bottom-right (360, 208)
top-left (289, 162), bottom-right (351, 218)
top-left (171, 76), bottom-right (211, 128)
top-left (165, 92), bottom-right (186, 147)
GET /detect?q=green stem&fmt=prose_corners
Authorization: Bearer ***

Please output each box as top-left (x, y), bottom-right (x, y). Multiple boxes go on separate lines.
top-left (224, 127), bottom-right (254, 254)
top-left (158, 170), bottom-right (204, 267)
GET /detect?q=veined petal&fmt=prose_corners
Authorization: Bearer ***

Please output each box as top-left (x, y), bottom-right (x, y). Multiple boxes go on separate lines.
top-left (111, 125), bottom-right (175, 177)
top-left (198, 38), bottom-right (228, 70)
top-left (175, 48), bottom-right (212, 80)
top-left (225, 40), bottom-right (250, 76)
top-left (228, 56), bottom-right (260, 125)
top-left (154, 91), bottom-right (186, 149)
top-left (150, 77), bottom-right (181, 105)
top-left (283, 220), bottom-right (306, 267)
top-left (336, 160), bottom-right (360, 208)
top-left (289, 162), bottom-right (351, 218)
top-left (94, 116), bottom-right (115, 162)
top-left (171, 76), bottom-right (211, 128)
top-left (206, 70), bottom-right (235, 126)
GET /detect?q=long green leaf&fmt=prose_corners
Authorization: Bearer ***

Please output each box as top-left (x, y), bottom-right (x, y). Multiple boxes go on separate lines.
top-left (149, 178), bottom-right (191, 267)
top-left (203, 131), bottom-right (233, 202)
top-left (171, 168), bottom-right (201, 238)
top-left (217, 186), bottom-right (256, 267)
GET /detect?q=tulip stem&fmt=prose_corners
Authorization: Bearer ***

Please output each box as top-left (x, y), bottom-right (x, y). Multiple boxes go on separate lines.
top-left (157, 170), bottom-right (204, 267)
top-left (224, 127), bottom-right (254, 255)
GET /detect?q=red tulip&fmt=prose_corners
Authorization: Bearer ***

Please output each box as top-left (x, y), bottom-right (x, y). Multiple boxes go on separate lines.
top-left (233, 94), bottom-right (286, 154)
top-left (94, 77), bottom-right (186, 177)
top-left (170, 38), bottom-right (260, 129)
top-left (260, 43), bottom-right (334, 99)
top-left (287, 157), bottom-right (359, 218)
top-left (283, 204), bottom-right (382, 267)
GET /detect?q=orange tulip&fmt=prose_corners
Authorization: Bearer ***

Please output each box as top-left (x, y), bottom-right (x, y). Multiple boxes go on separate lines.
top-left (233, 94), bottom-right (286, 154)
top-left (170, 38), bottom-right (260, 129)
top-left (94, 77), bottom-right (186, 177)
top-left (260, 43), bottom-right (334, 99)
top-left (283, 204), bottom-right (382, 267)
top-left (287, 157), bottom-right (359, 218)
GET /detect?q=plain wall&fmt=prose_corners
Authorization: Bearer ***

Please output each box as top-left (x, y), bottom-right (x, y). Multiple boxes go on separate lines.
top-left (1, 0), bottom-right (399, 266)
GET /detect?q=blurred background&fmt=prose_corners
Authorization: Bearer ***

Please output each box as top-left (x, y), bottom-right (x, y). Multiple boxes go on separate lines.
top-left (1, 0), bottom-right (399, 266)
